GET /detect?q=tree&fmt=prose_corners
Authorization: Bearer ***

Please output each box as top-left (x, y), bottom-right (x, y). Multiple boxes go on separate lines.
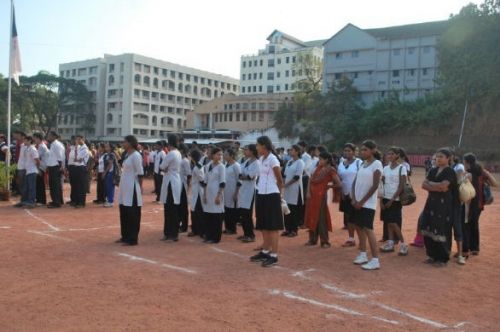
top-left (293, 49), bottom-right (323, 94)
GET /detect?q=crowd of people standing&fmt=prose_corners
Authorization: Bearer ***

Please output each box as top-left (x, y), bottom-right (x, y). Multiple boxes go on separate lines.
top-left (1, 130), bottom-right (497, 270)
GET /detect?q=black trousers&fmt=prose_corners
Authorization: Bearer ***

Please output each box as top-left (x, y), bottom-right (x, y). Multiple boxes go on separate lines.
top-left (154, 173), bottom-right (162, 201)
top-left (462, 206), bottom-right (482, 253)
top-left (96, 172), bottom-right (105, 202)
top-left (224, 207), bottom-right (239, 233)
top-left (191, 195), bottom-right (204, 236)
top-left (163, 184), bottom-right (180, 239)
top-left (48, 166), bottom-right (63, 206)
top-left (36, 171), bottom-right (46, 204)
top-left (119, 188), bottom-right (141, 244)
top-left (179, 186), bottom-right (189, 232)
top-left (206, 213), bottom-right (223, 243)
top-left (68, 165), bottom-right (77, 203)
top-left (239, 198), bottom-right (255, 239)
top-left (73, 166), bottom-right (88, 206)
top-left (284, 193), bottom-right (303, 233)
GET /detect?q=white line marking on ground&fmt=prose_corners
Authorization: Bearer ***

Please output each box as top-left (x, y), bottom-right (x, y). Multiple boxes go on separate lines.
top-left (369, 301), bottom-right (448, 329)
top-left (0, 226), bottom-right (12, 229)
top-left (210, 246), bottom-right (247, 259)
top-left (116, 252), bottom-right (197, 274)
top-left (268, 289), bottom-right (399, 326)
top-left (27, 230), bottom-right (74, 242)
top-left (24, 209), bottom-right (60, 231)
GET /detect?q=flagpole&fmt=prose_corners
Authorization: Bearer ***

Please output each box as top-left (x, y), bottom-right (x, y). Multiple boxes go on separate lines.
top-left (5, 0), bottom-right (14, 194)
top-left (458, 98), bottom-right (468, 148)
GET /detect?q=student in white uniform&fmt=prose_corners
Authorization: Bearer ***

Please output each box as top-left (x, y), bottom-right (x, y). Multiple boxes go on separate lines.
top-left (338, 143), bottom-right (362, 247)
top-left (238, 145), bottom-right (260, 243)
top-left (72, 135), bottom-right (90, 208)
top-left (202, 147), bottom-right (226, 244)
top-left (379, 147), bottom-right (408, 256)
top-left (160, 134), bottom-right (183, 242)
top-left (352, 140), bottom-right (384, 270)
top-left (94, 143), bottom-right (106, 204)
top-left (153, 141), bottom-right (166, 202)
top-left (33, 133), bottom-right (49, 206)
top-left (103, 143), bottom-right (117, 208)
top-left (282, 145), bottom-right (305, 237)
top-left (187, 149), bottom-right (205, 238)
top-left (17, 136), bottom-right (39, 208)
top-left (250, 136), bottom-right (284, 267)
top-left (223, 148), bottom-right (241, 235)
top-left (46, 131), bottom-right (66, 208)
top-left (66, 136), bottom-right (77, 205)
top-left (179, 144), bottom-right (191, 233)
top-left (117, 135), bottom-right (144, 246)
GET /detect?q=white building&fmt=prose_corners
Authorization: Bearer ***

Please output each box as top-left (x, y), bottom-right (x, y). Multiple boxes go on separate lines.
top-left (323, 21), bottom-right (449, 106)
top-left (240, 30), bottom-right (324, 95)
top-left (58, 53), bottom-right (239, 141)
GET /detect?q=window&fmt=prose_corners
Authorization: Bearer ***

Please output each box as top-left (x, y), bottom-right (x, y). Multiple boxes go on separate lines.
top-left (162, 69), bottom-right (167, 76)
top-left (267, 72), bottom-right (274, 80)
top-left (108, 75), bottom-right (115, 85)
top-left (408, 47), bottom-right (415, 55)
top-left (352, 72), bottom-right (358, 79)
top-left (109, 64), bottom-right (115, 73)
top-left (89, 66), bottom-right (97, 75)
top-left (153, 67), bottom-right (159, 75)
top-left (292, 56), bottom-right (296, 63)
top-left (335, 53), bottom-right (342, 59)
top-left (351, 50), bottom-right (359, 58)
top-left (242, 61), bottom-right (246, 68)
top-left (277, 58), bottom-right (281, 65)
top-left (236, 113), bottom-right (240, 121)
top-left (276, 85), bottom-right (281, 92)
top-left (229, 113), bottom-right (233, 122)
top-left (242, 87), bottom-right (246, 93)
top-left (392, 70), bottom-right (400, 77)
top-left (253, 73), bottom-right (257, 80)
top-left (285, 84), bottom-right (289, 91)
top-left (259, 72), bottom-right (263, 79)
top-left (144, 65), bottom-right (151, 73)
top-left (259, 112), bottom-right (264, 122)
top-left (254, 60), bottom-right (258, 66)
top-left (276, 72), bottom-right (281, 78)
top-left (423, 46), bottom-right (431, 54)
top-left (243, 112), bottom-right (247, 121)
top-left (259, 59), bottom-right (263, 66)
top-left (393, 49), bottom-right (401, 56)
top-left (249, 61), bottom-right (252, 68)
top-left (408, 69), bottom-right (415, 76)
top-left (267, 85), bottom-right (274, 93)
top-left (259, 86), bottom-right (262, 92)
top-left (286, 56), bottom-right (290, 64)
top-left (334, 73), bottom-right (341, 80)
top-left (268, 59), bottom-right (275, 67)
top-left (134, 63), bottom-right (142, 71)
top-left (422, 68), bottom-right (428, 76)
top-left (78, 68), bottom-right (87, 76)
top-left (251, 112), bottom-right (256, 121)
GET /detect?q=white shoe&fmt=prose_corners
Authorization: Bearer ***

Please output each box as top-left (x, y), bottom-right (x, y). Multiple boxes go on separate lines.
top-left (457, 256), bottom-right (466, 265)
top-left (103, 202), bottom-right (113, 208)
top-left (380, 242), bottom-right (395, 253)
top-left (361, 259), bottom-right (380, 270)
top-left (353, 253), bottom-right (368, 265)
top-left (398, 243), bottom-right (409, 256)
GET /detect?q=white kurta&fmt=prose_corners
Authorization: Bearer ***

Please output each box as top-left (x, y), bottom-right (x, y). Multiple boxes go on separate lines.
top-left (238, 158), bottom-right (260, 210)
top-left (118, 151), bottom-right (144, 207)
top-left (180, 157), bottom-right (191, 192)
top-left (202, 163), bottom-right (225, 214)
top-left (190, 164), bottom-right (204, 210)
top-left (159, 149), bottom-right (182, 205)
top-left (284, 158), bottom-right (305, 206)
top-left (224, 162), bottom-right (241, 209)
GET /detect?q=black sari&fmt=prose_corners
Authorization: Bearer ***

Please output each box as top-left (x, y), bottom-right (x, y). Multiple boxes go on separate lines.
top-left (420, 167), bottom-right (457, 263)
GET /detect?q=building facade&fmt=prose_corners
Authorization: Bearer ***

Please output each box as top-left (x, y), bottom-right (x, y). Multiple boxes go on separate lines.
top-left (322, 21), bottom-right (448, 106)
top-left (240, 30), bottom-right (324, 95)
top-left (59, 53), bottom-right (239, 140)
top-left (186, 93), bottom-right (293, 132)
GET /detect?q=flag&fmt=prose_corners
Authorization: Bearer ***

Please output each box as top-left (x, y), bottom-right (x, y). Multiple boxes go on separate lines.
top-left (10, 3), bottom-right (22, 85)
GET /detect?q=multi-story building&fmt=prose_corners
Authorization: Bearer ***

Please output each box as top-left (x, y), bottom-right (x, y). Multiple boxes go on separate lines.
top-left (186, 93), bottom-right (293, 132)
top-left (240, 30), bottom-right (325, 95)
top-left (58, 53), bottom-right (239, 140)
top-left (322, 21), bottom-right (449, 106)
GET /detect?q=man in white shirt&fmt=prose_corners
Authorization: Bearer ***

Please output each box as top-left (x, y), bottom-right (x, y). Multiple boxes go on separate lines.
top-left (153, 141), bottom-right (166, 202)
top-left (15, 135), bottom-right (39, 208)
top-left (33, 133), bottom-right (49, 205)
top-left (67, 136), bottom-right (78, 205)
top-left (72, 135), bottom-right (90, 208)
top-left (13, 131), bottom-right (27, 197)
top-left (46, 131), bottom-right (66, 208)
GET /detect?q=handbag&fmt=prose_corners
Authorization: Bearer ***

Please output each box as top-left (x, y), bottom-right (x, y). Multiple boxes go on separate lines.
top-left (459, 176), bottom-right (476, 203)
top-left (399, 166), bottom-right (416, 206)
top-left (483, 183), bottom-right (494, 205)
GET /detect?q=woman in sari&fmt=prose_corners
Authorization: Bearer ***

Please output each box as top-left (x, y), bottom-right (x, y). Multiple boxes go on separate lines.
top-left (304, 151), bottom-right (341, 248)
top-left (421, 148), bottom-right (457, 266)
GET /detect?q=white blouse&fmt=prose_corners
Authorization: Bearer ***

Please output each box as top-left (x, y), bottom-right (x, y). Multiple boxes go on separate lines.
top-left (257, 154), bottom-right (280, 195)
top-left (202, 162), bottom-right (225, 214)
top-left (190, 163), bottom-right (204, 210)
top-left (338, 158), bottom-right (362, 196)
top-left (224, 162), bottom-right (241, 209)
top-left (180, 157), bottom-right (192, 192)
top-left (159, 149), bottom-right (182, 205)
top-left (238, 158), bottom-right (260, 210)
top-left (118, 151), bottom-right (144, 207)
top-left (283, 158), bottom-right (305, 205)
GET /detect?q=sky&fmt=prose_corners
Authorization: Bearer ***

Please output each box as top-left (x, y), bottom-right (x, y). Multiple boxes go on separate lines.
top-left (0, 0), bottom-right (481, 79)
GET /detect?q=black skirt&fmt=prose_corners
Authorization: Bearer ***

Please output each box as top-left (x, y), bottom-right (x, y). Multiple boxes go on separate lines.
top-left (380, 199), bottom-right (402, 223)
top-left (339, 195), bottom-right (355, 214)
top-left (255, 193), bottom-right (284, 231)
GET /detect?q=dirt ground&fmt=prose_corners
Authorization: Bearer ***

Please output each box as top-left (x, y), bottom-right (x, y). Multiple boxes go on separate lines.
top-left (1, 168), bottom-right (499, 332)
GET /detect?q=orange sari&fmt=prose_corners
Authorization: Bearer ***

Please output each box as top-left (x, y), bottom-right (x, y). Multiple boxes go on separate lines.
top-left (304, 165), bottom-right (339, 232)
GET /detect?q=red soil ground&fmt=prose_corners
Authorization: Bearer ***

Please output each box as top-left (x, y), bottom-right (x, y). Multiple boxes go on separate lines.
top-left (1, 169), bottom-right (499, 332)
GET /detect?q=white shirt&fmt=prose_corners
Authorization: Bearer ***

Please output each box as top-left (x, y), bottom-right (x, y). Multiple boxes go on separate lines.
top-left (24, 145), bottom-right (39, 174)
top-left (47, 140), bottom-right (66, 167)
top-left (354, 160), bottom-right (383, 210)
top-left (98, 154), bottom-right (105, 173)
top-left (224, 162), bottom-right (241, 209)
top-left (180, 157), bottom-right (191, 191)
top-left (148, 150), bottom-right (156, 164)
top-left (283, 158), bottom-right (304, 205)
top-left (118, 151), bottom-right (144, 206)
top-left (257, 154), bottom-right (280, 195)
top-left (159, 149), bottom-right (182, 205)
top-left (74, 144), bottom-right (90, 167)
top-left (301, 152), bottom-right (312, 176)
top-left (17, 144), bottom-right (27, 170)
top-left (67, 145), bottom-right (77, 166)
top-left (37, 143), bottom-right (50, 171)
top-left (238, 158), bottom-right (260, 210)
top-left (382, 164), bottom-right (407, 201)
top-left (190, 163), bottom-right (204, 210)
top-left (203, 162), bottom-right (225, 213)
top-left (338, 158), bottom-right (362, 196)
top-left (154, 150), bottom-right (166, 174)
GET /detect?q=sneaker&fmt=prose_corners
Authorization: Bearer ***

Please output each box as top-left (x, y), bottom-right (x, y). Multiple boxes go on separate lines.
top-left (380, 243), bottom-right (395, 253)
top-left (398, 244), bottom-right (409, 256)
top-left (103, 202), bottom-right (113, 208)
top-left (353, 253), bottom-right (368, 265)
top-left (13, 202), bottom-right (24, 208)
top-left (250, 251), bottom-right (270, 262)
top-left (241, 236), bottom-right (256, 243)
top-left (262, 256), bottom-right (278, 267)
top-left (457, 256), bottom-right (466, 265)
top-left (361, 259), bottom-right (380, 270)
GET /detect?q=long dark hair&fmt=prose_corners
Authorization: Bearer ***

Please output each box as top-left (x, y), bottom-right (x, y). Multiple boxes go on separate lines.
top-left (436, 147), bottom-right (452, 165)
top-left (257, 135), bottom-right (277, 157)
top-left (361, 140), bottom-right (382, 160)
top-left (463, 153), bottom-right (483, 176)
top-left (319, 151), bottom-right (333, 166)
top-left (246, 144), bottom-right (258, 159)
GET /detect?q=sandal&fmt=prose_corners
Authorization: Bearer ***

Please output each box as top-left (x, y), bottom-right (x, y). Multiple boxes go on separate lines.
top-left (321, 243), bottom-right (331, 248)
top-left (342, 240), bottom-right (356, 247)
top-left (304, 241), bottom-right (316, 246)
